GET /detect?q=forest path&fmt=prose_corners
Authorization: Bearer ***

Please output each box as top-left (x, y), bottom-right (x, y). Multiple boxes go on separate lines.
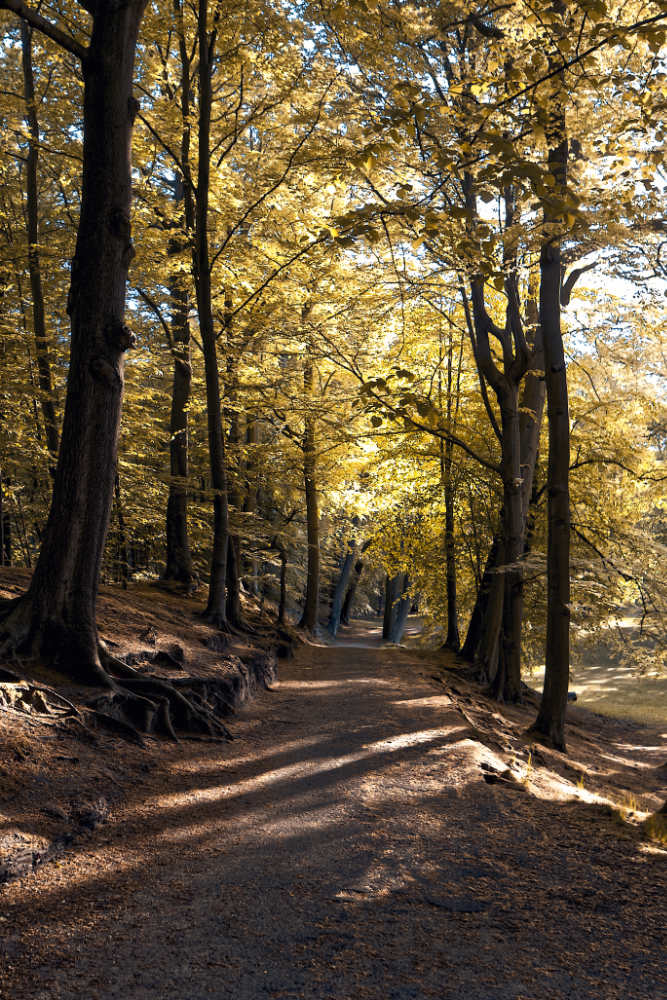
top-left (1, 622), bottom-right (665, 1000)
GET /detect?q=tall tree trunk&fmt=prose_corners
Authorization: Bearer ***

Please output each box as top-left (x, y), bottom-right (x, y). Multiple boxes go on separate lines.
top-left (243, 413), bottom-right (260, 595)
top-left (0, 0), bottom-right (147, 681)
top-left (163, 178), bottom-right (193, 587)
top-left (224, 300), bottom-right (244, 629)
top-left (21, 22), bottom-right (59, 467)
top-left (461, 329), bottom-right (545, 666)
top-left (443, 328), bottom-right (462, 649)
top-left (194, 1), bottom-right (229, 628)
top-left (298, 319), bottom-right (320, 632)
top-left (532, 85), bottom-right (570, 750)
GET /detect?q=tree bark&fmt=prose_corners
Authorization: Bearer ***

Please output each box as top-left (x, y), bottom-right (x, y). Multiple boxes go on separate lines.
top-left (0, 0), bottom-right (147, 681)
top-left (531, 93), bottom-right (570, 750)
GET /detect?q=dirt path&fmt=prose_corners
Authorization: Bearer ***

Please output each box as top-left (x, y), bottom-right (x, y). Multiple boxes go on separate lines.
top-left (1, 623), bottom-right (665, 1000)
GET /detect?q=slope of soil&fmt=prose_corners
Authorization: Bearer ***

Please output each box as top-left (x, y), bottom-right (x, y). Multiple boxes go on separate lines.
top-left (0, 569), bottom-right (278, 885)
top-left (1, 615), bottom-right (665, 1000)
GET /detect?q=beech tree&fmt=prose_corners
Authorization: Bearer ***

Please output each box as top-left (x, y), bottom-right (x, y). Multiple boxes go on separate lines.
top-left (0, 0), bottom-right (148, 681)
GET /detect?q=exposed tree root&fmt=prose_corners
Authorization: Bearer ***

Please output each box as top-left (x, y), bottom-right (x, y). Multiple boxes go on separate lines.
top-left (0, 611), bottom-right (235, 744)
top-left (0, 677), bottom-right (98, 743)
top-left (199, 608), bottom-right (231, 633)
top-left (525, 722), bottom-right (566, 754)
top-left (91, 647), bottom-right (234, 742)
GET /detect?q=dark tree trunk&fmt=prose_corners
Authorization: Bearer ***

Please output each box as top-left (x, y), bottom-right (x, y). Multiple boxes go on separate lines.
top-left (327, 543), bottom-right (355, 637)
top-left (532, 103), bottom-right (570, 751)
top-left (194, 1), bottom-right (229, 628)
top-left (243, 415), bottom-right (260, 595)
top-left (475, 540), bottom-right (504, 682)
top-left (224, 305), bottom-right (244, 629)
top-left (0, 467), bottom-right (10, 566)
top-left (460, 534), bottom-right (500, 661)
top-left (114, 469), bottom-right (130, 588)
top-left (163, 180), bottom-right (193, 587)
top-left (491, 395), bottom-right (523, 701)
top-left (277, 543), bottom-right (287, 626)
top-left (0, 0), bottom-right (147, 681)
top-left (461, 346), bottom-right (545, 666)
top-left (299, 355), bottom-right (320, 632)
top-left (21, 22), bottom-right (59, 467)
top-left (443, 330), bottom-right (462, 649)
top-left (443, 437), bottom-right (459, 649)
top-left (382, 573), bottom-right (399, 640)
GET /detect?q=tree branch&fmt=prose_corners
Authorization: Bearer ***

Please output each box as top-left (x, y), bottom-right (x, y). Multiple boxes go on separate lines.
top-left (0, 0), bottom-right (87, 61)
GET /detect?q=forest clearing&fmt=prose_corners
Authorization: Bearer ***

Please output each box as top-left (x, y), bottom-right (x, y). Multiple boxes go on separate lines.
top-left (0, 0), bottom-right (666, 996)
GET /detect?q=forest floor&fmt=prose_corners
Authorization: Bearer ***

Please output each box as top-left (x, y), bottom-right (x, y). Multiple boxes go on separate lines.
top-left (1, 611), bottom-right (666, 1000)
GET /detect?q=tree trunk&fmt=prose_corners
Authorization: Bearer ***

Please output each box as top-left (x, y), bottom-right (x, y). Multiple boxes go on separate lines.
top-left (0, 466), bottom-right (10, 566)
top-left (382, 573), bottom-right (410, 643)
top-left (114, 469), bottom-right (130, 588)
top-left (194, 1), bottom-right (229, 628)
top-left (491, 394), bottom-right (523, 702)
top-left (21, 22), bottom-right (59, 467)
top-left (163, 180), bottom-right (193, 587)
top-left (341, 543), bottom-right (369, 625)
top-left (460, 534), bottom-right (500, 661)
top-left (532, 102), bottom-right (570, 750)
top-left (299, 354), bottom-right (320, 632)
top-left (382, 573), bottom-right (402, 641)
top-left (461, 343), bottom-right (545, 666)
top-left (277, 543), bottom-right (287, 626)
top-left (224, 306), bottom-right (244, 629)
top-left (444, 331), bottom-right (462, 648)
top-left (387, 573), bottom-right (410, 643)
top-left (0, 0), bottom-right (146, 681)
top-left (327, 543), bottom-right (356, 637)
